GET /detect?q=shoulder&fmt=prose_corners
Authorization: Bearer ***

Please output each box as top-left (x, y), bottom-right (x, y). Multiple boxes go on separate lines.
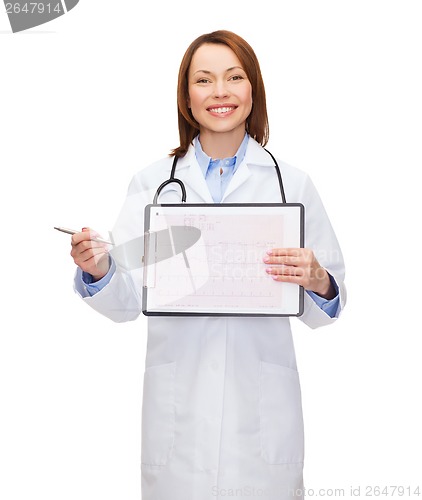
top-left (246, 138), bottom-right (308, 178)
top-left (247, 138), bottom-right (313, 199)
top-left (127, 155), bottom-right (175, 194)
top-left (276, 158), bottom-right (310, 189)
top-left (136, 155), bottom-right (175, 179)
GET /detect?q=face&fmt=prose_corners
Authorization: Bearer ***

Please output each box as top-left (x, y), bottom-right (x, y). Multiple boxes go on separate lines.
top-left (187, 43), bottom-right (253, 138)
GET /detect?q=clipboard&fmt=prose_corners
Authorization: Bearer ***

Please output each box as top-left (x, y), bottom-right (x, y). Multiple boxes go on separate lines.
top-left (142, 203), bottom-right (304, 317)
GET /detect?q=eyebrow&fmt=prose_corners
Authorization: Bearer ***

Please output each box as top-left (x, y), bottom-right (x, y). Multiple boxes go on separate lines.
top-left (193, 66), bottom-right (245, 75)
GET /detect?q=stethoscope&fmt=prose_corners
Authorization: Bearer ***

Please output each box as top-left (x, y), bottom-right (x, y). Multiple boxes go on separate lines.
top-left (153, 148), bottom-right (286, 204)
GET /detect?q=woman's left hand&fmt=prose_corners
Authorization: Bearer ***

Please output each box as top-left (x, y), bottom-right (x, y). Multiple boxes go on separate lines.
top-left (263, 248), bottom-right (336, 300)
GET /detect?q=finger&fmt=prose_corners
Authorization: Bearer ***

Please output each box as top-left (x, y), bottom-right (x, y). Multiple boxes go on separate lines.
top-left (70, 240), bottom-right (106, 259)
top-left (71, 228), bottom-right (105, 246)
top-left (74, 253), bottom-right (109, 277)
top-left (270, 273), bottom-right (303, 284)
top-left (266, 248), bottom-right (302, 257)
top-left (263, 254), bottom-right (303, 265)
top-left (71, 229), bottom-right (92, 246)
top-left (265, 265), bottom-right (303, 277)
top-left (80, 252), bottom-right (109, 270)
top-left (71, 244), bottom-right (108, 263)
top-left (80, 239), bottom-right (108, 252)
top-left (78, 246), bottom-right (108, 263)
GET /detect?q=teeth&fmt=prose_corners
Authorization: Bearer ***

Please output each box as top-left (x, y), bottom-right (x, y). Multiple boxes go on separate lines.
top-left (209, 107), bottom-right (234, 114)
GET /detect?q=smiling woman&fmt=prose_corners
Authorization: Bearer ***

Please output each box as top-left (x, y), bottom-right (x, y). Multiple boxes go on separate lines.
top-left (70, 30), bottom-right (346, 500)
top-left (173, 30), bottom-right (269, 158)
top-left (186, 44), bottom-right (253, 158)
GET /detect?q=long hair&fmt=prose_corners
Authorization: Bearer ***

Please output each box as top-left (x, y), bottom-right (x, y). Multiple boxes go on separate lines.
top-left (171, 30), bottom-right (269, 157)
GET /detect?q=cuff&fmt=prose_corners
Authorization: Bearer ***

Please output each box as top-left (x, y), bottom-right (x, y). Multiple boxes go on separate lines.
top-left (80, 257), bottom-right (116, 297)
top-left (306, 274), bottom-right (340, 318)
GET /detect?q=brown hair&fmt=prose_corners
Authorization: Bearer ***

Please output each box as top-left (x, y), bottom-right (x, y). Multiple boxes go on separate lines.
top-left (171, 30), bottom-right (269, 157)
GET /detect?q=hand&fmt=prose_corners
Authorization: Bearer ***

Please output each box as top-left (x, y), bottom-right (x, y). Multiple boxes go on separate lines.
top-left (263, 248), bottom-right (336, 299)
top-left (70, 228), bottom-right (110, 281)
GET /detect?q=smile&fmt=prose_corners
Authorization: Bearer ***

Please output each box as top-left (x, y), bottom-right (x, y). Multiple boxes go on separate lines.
top-left (207, 106), bottom-right (237, 114)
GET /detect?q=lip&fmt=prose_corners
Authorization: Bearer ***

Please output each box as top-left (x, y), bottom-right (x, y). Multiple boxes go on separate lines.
top-left (206, 104), bottom-right (238, 117)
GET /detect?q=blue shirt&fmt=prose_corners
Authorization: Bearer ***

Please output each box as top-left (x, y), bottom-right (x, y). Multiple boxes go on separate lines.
top-left (79, 135), bottom-right (340, 317)
top-left (194, 133), bottom-right (249, 203)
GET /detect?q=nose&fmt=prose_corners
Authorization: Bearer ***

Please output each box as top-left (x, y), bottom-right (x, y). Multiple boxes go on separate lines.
top-left (213, 79), bottom-right (230, 99)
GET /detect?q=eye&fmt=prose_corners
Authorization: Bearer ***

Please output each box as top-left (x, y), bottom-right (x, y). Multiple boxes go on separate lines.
top-left (196, 78), bottom-right (211, 84)
top-left (229, 75), bottom-right (245, 82)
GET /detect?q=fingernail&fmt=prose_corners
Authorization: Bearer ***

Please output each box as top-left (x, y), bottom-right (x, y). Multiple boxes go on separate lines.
top-left (265, 268), bottom-right (272, 273)
top-left (266, 250), bottom-right (273, 255)
top-left (263, 257), bottom-right (270, 263)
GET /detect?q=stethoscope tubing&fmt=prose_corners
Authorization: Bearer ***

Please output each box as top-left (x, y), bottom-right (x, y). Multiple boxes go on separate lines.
top-left (153, 148), bottom-right (286, 204)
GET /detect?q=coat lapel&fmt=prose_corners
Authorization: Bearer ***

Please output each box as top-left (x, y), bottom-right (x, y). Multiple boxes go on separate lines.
top-left (220, 160), bottom-right (251, 201)
top-left (171, 146), bottom-right (214, 203)
top-left (222, 138), bottom-right (275, 201)
top-left (169, 138), bottom-right (275, 203)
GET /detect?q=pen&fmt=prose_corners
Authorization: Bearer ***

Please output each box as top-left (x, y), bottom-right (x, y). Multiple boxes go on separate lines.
top-left (54, 226), bottom-right (114, 245)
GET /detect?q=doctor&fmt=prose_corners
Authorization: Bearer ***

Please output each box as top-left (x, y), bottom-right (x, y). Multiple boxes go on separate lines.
top-left (71, 30), bottom-right (346, 500)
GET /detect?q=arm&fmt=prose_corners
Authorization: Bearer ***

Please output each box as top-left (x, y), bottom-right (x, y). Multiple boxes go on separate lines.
top-left (71, 174), bottom-right (150, 323)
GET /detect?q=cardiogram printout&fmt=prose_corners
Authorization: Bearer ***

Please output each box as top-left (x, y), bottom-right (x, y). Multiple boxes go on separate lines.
top-left (143, 204), bottom-right (304, 316)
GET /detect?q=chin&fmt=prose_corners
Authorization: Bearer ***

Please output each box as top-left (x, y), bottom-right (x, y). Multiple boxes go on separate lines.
top-left (205, 122), bottom-right (245, 135)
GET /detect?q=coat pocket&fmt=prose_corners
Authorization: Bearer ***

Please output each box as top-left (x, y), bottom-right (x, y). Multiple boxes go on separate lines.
top-left (259, 361), bottom-right (304, 464)
top-left (141, 361), bottom-right (176, 466)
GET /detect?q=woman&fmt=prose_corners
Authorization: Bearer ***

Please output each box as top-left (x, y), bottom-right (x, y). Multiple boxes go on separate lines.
top-left (71, 30), bottom-right (346, 500)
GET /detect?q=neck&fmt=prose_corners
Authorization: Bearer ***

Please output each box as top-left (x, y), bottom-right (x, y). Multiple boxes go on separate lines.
top-left (199, 127), bottom-right (246, 159)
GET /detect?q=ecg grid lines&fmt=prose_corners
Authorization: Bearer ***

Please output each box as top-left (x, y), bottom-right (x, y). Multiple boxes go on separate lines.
top-left (146, 212), bottom-right (286, 313)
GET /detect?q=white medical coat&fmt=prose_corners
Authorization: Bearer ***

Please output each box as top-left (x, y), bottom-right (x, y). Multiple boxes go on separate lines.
top-left (74, 138), bottom-right (346, 500)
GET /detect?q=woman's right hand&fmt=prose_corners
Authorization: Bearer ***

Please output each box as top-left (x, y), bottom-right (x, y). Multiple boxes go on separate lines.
top-left (70, 228), bottom-right (110, 281)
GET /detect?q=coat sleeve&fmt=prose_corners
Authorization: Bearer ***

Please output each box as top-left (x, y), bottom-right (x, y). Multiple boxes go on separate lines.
top-left (73, 173), bottom-right (152, 323)
top-left (297, 173), bottom-right (347, 329)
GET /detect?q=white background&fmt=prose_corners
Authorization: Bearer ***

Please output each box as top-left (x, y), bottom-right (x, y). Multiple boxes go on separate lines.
top-left (1, 1), bottom-right (421, 498)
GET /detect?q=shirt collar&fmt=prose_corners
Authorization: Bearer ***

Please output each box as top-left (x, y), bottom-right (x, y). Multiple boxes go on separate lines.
top-left (194, 132), bottom-right (249, 178)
